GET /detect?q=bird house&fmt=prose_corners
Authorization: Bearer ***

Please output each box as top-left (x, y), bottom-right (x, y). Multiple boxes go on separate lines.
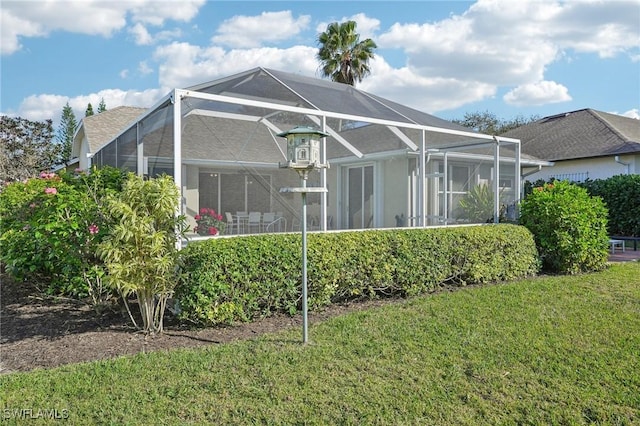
top-left (277, 126), bottom-right (329, 171)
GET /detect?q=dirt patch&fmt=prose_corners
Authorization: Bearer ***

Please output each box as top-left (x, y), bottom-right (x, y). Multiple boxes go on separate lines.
top-left (0, 275), bottom-right (400, 374)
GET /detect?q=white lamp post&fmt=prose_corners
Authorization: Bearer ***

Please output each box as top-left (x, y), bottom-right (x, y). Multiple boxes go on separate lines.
top-left (278, 126), bottom-right (329, 343)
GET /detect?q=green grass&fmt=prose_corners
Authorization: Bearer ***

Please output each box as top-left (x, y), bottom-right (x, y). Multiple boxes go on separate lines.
top-left (2, 263), bottom-right (639, 425)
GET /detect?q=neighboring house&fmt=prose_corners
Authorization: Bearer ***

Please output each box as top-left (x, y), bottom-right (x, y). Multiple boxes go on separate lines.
top-left (73, 67), bottom-right (549, 233)
top-left (72, 106), bottom-right (147, 170)
top-left (503, 108), bottom-right (640, 183)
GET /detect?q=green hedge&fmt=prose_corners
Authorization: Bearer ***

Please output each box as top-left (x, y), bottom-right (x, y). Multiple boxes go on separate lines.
top-left (175, 224), bottom-right (539, 326)
top-left (580, 174), bottom-right (640, 237)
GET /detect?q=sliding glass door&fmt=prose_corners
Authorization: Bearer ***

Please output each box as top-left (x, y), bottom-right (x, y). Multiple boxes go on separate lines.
top-left (346, 165), bottom-right (374, 229)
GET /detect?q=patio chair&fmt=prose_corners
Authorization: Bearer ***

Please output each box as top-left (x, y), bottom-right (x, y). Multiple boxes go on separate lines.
top-left (261, 212), bottom-right (276, 232)
top-left (224, 212), bottom-right (236, 234)
top-left (247, 211), bottom-right (262, 233)
top-left (236, 211), bottom-right (248, 233)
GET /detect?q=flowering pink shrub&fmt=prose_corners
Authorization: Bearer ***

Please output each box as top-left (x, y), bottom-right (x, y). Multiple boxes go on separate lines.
top-left (0, 166), bottom-right (127, 298)
top-left (39, 172), bottom-right (57, 180)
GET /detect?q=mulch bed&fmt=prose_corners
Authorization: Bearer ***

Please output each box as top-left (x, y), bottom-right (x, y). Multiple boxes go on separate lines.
top-left (0, 276), bottom-right (398, 374)
top-left (4, 253), bottom-right (636, 375)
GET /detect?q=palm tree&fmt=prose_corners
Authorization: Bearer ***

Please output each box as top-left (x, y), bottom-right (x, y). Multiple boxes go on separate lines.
top-left (317, 20), bottom-right (377, 86)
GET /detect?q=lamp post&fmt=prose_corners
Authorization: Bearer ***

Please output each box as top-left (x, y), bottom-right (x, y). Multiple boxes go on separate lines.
top-left (277, 126), bottom-right (329, 344)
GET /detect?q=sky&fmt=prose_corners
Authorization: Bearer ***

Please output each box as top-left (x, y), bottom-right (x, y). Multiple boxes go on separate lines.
top-left (1, 0), bottom-right (639, 129)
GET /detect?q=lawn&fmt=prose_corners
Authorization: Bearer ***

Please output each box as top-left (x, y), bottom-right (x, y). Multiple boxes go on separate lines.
top-left (1, 262), bottom-right (639, 425)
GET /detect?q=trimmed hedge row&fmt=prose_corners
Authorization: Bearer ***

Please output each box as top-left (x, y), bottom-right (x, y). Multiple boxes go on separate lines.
top-left (580, 174), bottom-right (640, 237)
top-left (175, 224), bottom-right (539, 326)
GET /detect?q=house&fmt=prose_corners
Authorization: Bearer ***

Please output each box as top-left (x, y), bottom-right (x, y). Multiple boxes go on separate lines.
top-left (73, 67), bottom-right (549, 234)
top-left (502, 108), bottom-right (640, 183)
top-left (72, 106), bottom-right (147, 170)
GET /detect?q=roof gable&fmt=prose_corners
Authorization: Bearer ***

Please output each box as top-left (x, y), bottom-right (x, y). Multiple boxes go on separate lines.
top-left (502, 108), bottom-right (640, 161)
top-left (77, 106), bottom-right (146, 153)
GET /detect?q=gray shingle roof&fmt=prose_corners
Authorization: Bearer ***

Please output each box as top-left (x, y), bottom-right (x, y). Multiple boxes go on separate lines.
top-left (81, 106), bottom-right (146, 152)
top-left (501, 108), bottom-right (640, 161)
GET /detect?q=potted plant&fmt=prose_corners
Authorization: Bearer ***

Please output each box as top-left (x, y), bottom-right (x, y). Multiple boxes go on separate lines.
top-left (194, 207), bottom-right (225, 236)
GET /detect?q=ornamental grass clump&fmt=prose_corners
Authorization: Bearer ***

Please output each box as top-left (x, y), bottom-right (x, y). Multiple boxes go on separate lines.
top-left (519, 180), bottom-right (609, 274)
top-left (97, 173), bottom-right (188, 334)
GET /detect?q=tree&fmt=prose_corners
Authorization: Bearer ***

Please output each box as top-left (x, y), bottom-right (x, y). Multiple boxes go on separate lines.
top-left (85, 103), bottom-right (94, 116)
top-left (453, 111), bottom-right (539, 135)
top-left (56, 102), bottom-right (77, 164)
top-left (97, 173), bottom-right (188, 334)
top-left (317, 20), bottom-right (377, 86)
top-left (97, 98), bottom-right (107, 113)
top-left (0, 116), bottom-right (59, 183)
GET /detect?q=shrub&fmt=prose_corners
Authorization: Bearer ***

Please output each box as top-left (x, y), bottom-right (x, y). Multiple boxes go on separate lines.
top-left (175, 224), bottom-right (539, 326)
top-left (96, 173), bottom-right (189, 334)
top-left (0, 167), bottom-right (126, 300)
top-left (519, 180), bottom-right (609, 274)
top-left (580, 174), bottom-right (640, 237)
top-left (458, 183), bottom-right (509, 223)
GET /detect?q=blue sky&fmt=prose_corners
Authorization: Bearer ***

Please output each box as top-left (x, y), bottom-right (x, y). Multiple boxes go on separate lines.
top-left (1, 0), bottom-right (639, 127)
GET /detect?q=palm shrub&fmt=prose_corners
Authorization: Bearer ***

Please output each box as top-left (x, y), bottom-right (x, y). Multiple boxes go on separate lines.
top-left (458, 183), bottom-right (508, 223)
top-left (97, 174), bottom-right (188, 334)
top-left (519, 180), bottom-right (609, 274)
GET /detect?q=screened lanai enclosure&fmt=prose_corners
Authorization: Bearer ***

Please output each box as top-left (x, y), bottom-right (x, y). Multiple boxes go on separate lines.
top-left (87, 67), bottom-right (528, 238)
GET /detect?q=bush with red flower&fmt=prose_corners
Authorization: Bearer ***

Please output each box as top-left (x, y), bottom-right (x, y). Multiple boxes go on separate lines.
top-left (194, 207), bottom-right (225, 236)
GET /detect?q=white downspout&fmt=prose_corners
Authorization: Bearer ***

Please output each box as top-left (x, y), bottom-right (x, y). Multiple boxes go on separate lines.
top-left (615, 155), bottom-right (630, 174)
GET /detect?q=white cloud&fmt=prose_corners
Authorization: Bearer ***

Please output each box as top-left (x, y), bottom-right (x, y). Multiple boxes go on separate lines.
top-left (129, 0), bottom-right (204, 26)
top-left (212, 11), bottom-right (311, 48)
top-left (503, 81), bottom-right (572, 106)
top-left (619, 108), bottom-right (640, 119)
top-left (13, 94), bottom-right (70, 124)
top-left (13, 88), bottom-right (165, 128)
top-left (0, 7), bottom-right (44, 55)
top-left (129, 23), bottom-right (153, 45)
top-left (1, 0), bottom-right (205, 55)
top-left (5, 0), bottom-right (639, 123)
top-left (129, 22), bottom-right (183, 46)
top-left (548, 0), bottom-right (640, 59)
top-left (376, 0), bottom-right (639, 107)
top-left (138, 61), bottom-right (153, 75)
top-left (316, 13), bottom-right (381, 40)
top-left (361, 57), bottom-right (496, 113)
top-left (154, 42), bottom-right (319, 89)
